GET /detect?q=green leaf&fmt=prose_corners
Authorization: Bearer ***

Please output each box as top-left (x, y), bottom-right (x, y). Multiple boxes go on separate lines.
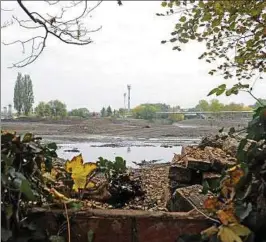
top-left (167, 2), bottom-right (173, 8)
top-left (69, 201), bottom-right (83, 211)
top-left (161, 1), bottom-right (167, 7)
top-left (173, 46), bottom-right (181, 51)
top-left (225, 89), bottom-right (232, 96)
top-left (202, 12), bottom-right (211, 21)
top-left (207, 88), bottom-right (218, 96)
top-left (47, 142), bottom-right (57, 150)
top-left (170, 38), bottom-right (177, 42)
top-left (216, 88), bottom-right (225, 96)
top-left (113, 157), bottom-right (126, 172)
top-left (229, 22), bottom-right (236, 30)
top-left (20, 179), bottom-right (35, 201)
top-left (253, 106), bottom-right (265, 119)
top-left (211, 18), bottom-right (221, 28)
top-left (87, 230), bottom-right (94, 242)
top-left (179, 16), bottom-right (186, 22)
top-left (198, 1), bottom-right (205, 8)
top-left (22, 133), bottom-right (33, 142)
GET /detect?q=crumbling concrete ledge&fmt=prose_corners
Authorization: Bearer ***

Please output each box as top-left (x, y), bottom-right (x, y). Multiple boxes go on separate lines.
top-left (30, 208), bottom-right (211, 242)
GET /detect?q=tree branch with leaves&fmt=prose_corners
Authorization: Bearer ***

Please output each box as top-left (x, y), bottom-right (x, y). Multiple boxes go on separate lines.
top-left (160, 0), bottom-right (266, 96)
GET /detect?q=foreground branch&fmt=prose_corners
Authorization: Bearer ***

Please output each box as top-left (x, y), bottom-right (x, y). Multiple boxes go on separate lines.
top-left (2, 0), bottom-right (103, 68)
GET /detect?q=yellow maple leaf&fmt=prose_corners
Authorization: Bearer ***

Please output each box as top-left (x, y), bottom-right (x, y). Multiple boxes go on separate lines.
top-left (228, 223), bottom-right (251, 237)
top-left (218, 226), bottom-right (242, 242)
top-left (65, 154), bottom-right (97, 192)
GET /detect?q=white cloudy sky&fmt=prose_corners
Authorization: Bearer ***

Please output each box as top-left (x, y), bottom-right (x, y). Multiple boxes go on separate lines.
top-left (1, 1), bottom-right (266, 112)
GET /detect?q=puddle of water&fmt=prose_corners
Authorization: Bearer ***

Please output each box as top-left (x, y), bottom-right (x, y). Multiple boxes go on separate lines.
top-left (57, 142), bottom-right (182, 168)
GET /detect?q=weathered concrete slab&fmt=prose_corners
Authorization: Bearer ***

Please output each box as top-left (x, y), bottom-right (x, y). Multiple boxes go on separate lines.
top-left (167, 185), bottom-right (211, 212)
top-left (168, 165), bottom-right (192, 183)
top-left (186, 157), bottom-right (212, 171)
top-left (29, 208), bottom-right (211, 242)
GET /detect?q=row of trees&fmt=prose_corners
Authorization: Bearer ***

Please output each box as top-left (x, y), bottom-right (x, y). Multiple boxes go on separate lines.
top-left (194, 99), bottom-right (253, 112)
top-left (13, 73), bottom-right (34, 116)
top-left (35, 101), bottom-right (92, 119)
top-left (34, 100), bottom-right (67, 118)
top-left (100, 106), bottom-right (113, 117)
top-left (131, 99), bottom-right (265, 121)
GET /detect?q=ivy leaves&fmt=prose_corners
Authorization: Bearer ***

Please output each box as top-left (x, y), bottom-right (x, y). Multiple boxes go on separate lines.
top-left (160, 0), bottom-right (266, 84)
top-left (1, 131), bottom-right (58, 241)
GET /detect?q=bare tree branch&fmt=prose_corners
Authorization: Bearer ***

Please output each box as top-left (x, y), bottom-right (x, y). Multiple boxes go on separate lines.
top-left (2, 0), bottom-right (103, 68)
top-left (1, 19), bottom-right (14, 29)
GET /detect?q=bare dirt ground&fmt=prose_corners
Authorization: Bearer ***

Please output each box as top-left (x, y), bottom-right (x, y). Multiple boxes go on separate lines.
top-left (1, 117), bottom-right (249, 142)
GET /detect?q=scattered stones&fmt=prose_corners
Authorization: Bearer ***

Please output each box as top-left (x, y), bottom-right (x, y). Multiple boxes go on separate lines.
top-left (199, 133), bottom-right (240, 157)
top-left (125, 164), bottom-right (170, 211)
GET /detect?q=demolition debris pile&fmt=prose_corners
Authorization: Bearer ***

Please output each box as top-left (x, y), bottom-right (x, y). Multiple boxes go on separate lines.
top-left (167, 133), bottom-right (239, 212)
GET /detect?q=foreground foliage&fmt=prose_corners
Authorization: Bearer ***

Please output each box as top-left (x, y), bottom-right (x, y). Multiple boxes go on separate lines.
top-left (1, 130), bottom-right (143, 241)
top-left (1, 131), bottom-right (57, 241)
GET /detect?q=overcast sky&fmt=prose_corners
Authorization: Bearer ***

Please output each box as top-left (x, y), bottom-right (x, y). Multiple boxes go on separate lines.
top-left (1, 1), bottom-right (266, 112)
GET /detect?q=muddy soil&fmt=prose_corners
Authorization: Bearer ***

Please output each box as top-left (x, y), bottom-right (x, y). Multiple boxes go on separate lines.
top-left (1, 117), bottom-right (249, 142)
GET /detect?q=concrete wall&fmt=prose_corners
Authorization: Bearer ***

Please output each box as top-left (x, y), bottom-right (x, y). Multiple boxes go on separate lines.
top-left (30, 208), bottom-right (211, 242)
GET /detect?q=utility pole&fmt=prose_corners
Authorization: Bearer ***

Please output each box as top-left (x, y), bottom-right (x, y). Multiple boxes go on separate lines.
top-left (127, 84), bottom-right (131, 114)
top-left (123, 92), bottom-right (126, 118)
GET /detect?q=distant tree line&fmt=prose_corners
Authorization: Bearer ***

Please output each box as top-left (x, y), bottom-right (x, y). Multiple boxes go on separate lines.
top-left (193, 99), bottom-right (253, 112)
top-left (12, 72), bottom-right (264, 120)
top-left (35, 101), bottom-right (91, 119)
top-left (131, 99), bottom-right (264, 121)
top-left (35, 100), bottom-right (68, 118)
